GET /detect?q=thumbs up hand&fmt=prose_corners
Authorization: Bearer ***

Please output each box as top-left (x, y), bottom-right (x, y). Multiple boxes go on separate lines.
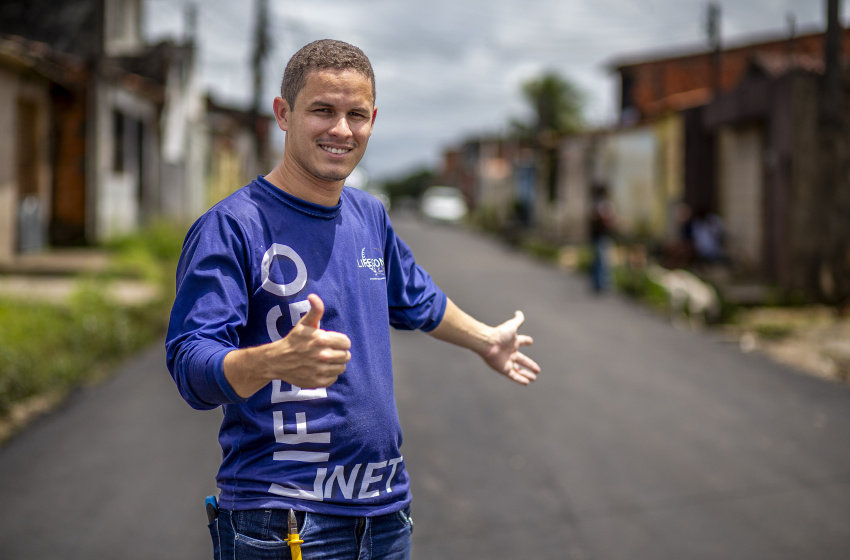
top-left (282, 294), bottom-right (352, 388)
top-left (222, 294), bottom-right (351, 398)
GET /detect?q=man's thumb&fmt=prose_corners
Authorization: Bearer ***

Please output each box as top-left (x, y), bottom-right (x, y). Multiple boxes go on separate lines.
top-left (508, 310), bottom-right (525, 329)
top-left (300, 294), bottom-right (324, 328)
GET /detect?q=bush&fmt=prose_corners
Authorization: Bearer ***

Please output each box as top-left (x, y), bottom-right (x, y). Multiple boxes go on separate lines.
top-left (614, 265), bottom-right (669, 309)
top-left (104, 220), bottom-right (186, 287)
top-left (0, 221), bottom-right (184, 419)
top-left (0, 286), bottom-right (163, 416)
top-left (520, 237), bottom-right (561, 263)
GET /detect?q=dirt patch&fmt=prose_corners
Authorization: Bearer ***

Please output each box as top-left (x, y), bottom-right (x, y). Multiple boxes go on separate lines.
top-left (0, 390), bottom-right (68, 446)
top-left (725, 306), bottom-right (850, 384)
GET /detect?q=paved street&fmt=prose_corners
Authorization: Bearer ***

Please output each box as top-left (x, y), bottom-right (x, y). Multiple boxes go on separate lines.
top-left (1, 215), bottom-right (849, 559)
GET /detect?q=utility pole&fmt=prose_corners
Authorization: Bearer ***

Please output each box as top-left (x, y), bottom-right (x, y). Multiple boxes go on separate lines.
top-left (706, 2), bottom-right (722, 97)
top-left (184, 2), bottom-right (198, 45)
top-left (786, 12), bottom-right (797, 59)
top-left (250, 0), bottom-right (272, 173)
top-left (814, 0), bottom-right (850, 307)
top-left (822, 0), bottom-right (842, 128)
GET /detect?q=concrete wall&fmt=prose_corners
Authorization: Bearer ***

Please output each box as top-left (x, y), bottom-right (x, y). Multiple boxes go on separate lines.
top-left (717, 123), bottom-right (765, 273)
top-left (654, 113), bottom-right (685, 242)
top-left (598, 125), bottom-right (661, 239)
top-left (554, 135), bottom-right (593, 243)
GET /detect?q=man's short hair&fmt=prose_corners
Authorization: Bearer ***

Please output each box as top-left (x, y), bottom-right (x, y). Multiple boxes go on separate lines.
top-left (281, 39), bottom-right (375, 109)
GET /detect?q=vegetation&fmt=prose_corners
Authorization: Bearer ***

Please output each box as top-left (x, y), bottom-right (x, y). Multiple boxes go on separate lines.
top-left (381, 168), bottom-right (436, 206)
top-left (0, 221), bottom-right (185, 422)
top-left (511, 71), bottom-right (585, 140)
top-left (519, 236), bottom-right (562, 264)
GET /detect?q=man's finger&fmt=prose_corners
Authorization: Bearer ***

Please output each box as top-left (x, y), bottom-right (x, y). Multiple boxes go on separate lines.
top-left (514, 353), bottom-right (541, 374)
top-left (300, 294), bottom-right (324, 328)
top-left (319, 347), bottom-right (352, 364)
top-left (517, 334), bottom-right (534, 347)
top-left (320, 331), bottom-right (352, 350)
top-left (507, 369), bottom-right (533, 385)
top-left (507, 355), bottom-right (538, 384)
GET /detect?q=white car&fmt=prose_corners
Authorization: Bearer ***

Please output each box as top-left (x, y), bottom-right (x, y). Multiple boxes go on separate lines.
top-left (420, 186), bottom-right (468, 224)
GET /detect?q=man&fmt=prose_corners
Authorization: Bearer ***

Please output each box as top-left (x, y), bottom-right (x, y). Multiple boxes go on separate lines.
top-left (166, 39), bottom-right (540, 560)
top-left (588, 183), bottom-right (616, 293)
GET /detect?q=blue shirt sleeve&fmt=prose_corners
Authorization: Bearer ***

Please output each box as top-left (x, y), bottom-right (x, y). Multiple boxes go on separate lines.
top-left (165, 210), bottom-right (250, 410)
top-left (384, 216), bottom-right (447, 332)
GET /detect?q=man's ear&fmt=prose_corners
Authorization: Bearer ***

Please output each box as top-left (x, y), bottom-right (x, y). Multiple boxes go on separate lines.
top-left (371, 106), bottom-right (378, 127)
top-left (273, 97), bottom-right (290, 132)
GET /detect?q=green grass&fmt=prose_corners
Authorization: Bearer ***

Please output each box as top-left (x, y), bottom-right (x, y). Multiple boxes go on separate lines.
top-left (613, 265), bottom-right (670, 310)
top-left (0, 221), bottom-right (184, 418)
top-left (753, 323), bottom-right (796, 340)
top-left (520, 236), bottom-right (562, 263)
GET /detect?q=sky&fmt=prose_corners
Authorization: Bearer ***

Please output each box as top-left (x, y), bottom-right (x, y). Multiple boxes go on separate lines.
top-left (144, 0), bottom-right (847, 182)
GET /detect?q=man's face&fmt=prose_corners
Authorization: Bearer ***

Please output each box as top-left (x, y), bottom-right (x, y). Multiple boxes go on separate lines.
top-left (276, 69), bottom-right (376, 184)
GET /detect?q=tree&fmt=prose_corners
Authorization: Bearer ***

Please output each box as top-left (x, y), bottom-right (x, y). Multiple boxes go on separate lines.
top-left (511, 72), bottom-right (585, 206)
top-left (512, 71), bottom-right (585, 141)
top-left (381, 168), bottom-right (436, 205)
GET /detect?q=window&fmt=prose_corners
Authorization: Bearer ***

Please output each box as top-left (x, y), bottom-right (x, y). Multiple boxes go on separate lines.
top-left (113, 110), bottom-right (125, 172)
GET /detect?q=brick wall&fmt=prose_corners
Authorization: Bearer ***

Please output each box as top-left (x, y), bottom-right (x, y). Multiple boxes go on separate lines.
top-left (616, 29), bottom-right (850, 121)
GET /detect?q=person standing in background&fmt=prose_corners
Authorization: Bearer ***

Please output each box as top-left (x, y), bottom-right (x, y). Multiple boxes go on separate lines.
top-left (588, 183), bottom-right (617, 293)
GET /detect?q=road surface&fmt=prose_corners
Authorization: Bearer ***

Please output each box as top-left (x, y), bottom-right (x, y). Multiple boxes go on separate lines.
top-left (1, 215), bottom-right (848, 559)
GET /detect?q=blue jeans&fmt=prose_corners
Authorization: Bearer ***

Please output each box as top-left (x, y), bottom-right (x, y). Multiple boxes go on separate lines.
top-left (209, 507), bottom-right (413, 560)
top-left (591, 236), bottom-right (611, 293)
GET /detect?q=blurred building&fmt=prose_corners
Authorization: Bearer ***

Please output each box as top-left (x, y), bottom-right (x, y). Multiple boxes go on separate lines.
top-left (205, 96), bottom-right (274, 207)
top-left (439, 137), bottom-right (534, 234)
top-left (442, 25), bottom-right (848, 300)
top-left (610, 28), bottom-right (849, 124)
top-left (0, 0), bottom-right (272, 265)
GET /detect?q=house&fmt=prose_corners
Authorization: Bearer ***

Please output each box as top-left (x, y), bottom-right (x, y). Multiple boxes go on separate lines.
top-left (0, 36), bottom-right (83, 262)
top-left (607, 28), bottom-right (850, 216)
top-left (439, 137), bottom-right (535, 232)
top-left (0, 0), bottom-right (207, 264)
top-left (605, 26), bottom-right (850, 297)
top-left (701, 55), bottom-right (830, 290)
top-left (441, 24), bottom-right (848, 300)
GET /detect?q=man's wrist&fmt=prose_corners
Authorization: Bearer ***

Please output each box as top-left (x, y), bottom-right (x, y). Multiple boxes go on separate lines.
top-left (223, 345), bottom-right (271, 399)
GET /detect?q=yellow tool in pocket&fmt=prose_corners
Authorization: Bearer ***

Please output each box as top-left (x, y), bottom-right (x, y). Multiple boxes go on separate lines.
top-left (286, 509), bottom-right (304, 560)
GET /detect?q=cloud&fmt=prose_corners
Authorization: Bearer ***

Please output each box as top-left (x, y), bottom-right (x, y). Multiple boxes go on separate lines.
top-left (146, 0), bottom-right (836, 180)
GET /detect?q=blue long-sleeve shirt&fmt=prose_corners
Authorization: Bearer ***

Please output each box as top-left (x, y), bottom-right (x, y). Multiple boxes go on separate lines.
top-left (165, 176), bottom-right (446, 515)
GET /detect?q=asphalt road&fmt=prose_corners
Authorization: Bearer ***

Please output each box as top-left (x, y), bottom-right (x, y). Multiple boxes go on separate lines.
top-left (1, 215), bottom-right (849, 559)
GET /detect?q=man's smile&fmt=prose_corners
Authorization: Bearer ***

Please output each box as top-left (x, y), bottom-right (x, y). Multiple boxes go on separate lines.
top-left (320, 144), bottom-right (353, 155)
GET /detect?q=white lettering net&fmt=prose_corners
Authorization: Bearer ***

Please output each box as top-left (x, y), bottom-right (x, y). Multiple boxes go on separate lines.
top-left (268, 458), bottom-right (404, 503)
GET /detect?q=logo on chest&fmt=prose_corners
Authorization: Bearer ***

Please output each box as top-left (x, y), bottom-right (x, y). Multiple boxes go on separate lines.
top-left (357, 247), bottom-right (385, 280)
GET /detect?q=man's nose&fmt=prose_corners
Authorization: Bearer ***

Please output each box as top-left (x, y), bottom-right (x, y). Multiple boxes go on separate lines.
top-left (328, 115), bottom-right (352, 136)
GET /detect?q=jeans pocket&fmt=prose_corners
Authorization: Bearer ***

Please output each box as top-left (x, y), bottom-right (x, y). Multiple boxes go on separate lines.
top-left (231, 510), bottom-right (293, 559)
top-left (234, 532), bottom-right (292, 555)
